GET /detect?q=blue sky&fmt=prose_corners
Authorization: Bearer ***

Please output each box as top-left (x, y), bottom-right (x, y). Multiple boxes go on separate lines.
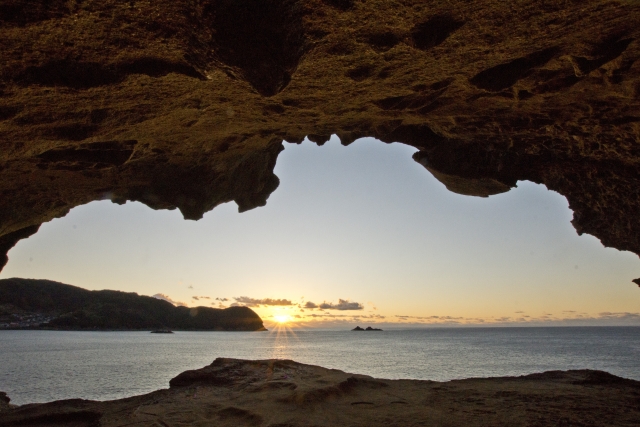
top-left (2, 136), bottom-right (639, 328)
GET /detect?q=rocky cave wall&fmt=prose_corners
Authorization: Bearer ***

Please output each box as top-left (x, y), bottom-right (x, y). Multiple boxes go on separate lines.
top-left (0, 0), bottom-right (639, 282)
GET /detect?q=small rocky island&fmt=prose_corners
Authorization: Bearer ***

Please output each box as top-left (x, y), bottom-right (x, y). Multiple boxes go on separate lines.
top-left (0, 278), bottom-right (266, 331)
top-left (1, 359), bottom-right (639, 426)
top-left (352, 326), bottom-right (383, 331)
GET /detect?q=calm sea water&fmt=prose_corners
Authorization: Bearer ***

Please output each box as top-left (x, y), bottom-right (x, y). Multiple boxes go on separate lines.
top-left (1, 327), bottom-right (639, 405)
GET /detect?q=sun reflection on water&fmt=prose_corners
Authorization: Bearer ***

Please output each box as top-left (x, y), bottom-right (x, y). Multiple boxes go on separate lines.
top-left (267, 319), bottom-right (302, 360)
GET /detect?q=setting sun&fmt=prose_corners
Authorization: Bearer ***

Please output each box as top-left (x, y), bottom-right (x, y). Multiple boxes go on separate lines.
top-left (274, 314), bottom-right (291, 323)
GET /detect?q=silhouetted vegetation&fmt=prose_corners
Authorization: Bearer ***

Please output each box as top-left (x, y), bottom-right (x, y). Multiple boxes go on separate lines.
top-left (0, 278), bottom-right (265, 331)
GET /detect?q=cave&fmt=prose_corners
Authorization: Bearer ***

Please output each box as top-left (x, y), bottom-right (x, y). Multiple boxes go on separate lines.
top-left (2, 1), bottom-right (640, 424)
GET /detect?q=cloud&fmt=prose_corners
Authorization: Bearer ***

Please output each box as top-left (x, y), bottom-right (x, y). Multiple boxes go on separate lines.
top-left (216, 297), bottom-right (229, 302)
top-left (395, 315), bottom-right (453, 320)
top-left (307, 313), bottom-right (358, 318)
top-left (309, 299), bottom-right (364, 311)
top-left (233, 296), bottom-right (294, 307)
top-left (597, 312), bottom-right (640, 321)
top-left (385, 311), bottom-right (640, 327)
top-left (152, 293), bottom-right (187, 307)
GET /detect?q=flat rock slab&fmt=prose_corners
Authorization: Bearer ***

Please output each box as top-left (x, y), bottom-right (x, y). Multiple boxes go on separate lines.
top-left (1, 358), bottom-right (639, 426)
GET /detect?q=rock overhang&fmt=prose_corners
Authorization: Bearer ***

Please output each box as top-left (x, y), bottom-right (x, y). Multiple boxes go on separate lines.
top-left (0, 0), bottom-right (639, 284)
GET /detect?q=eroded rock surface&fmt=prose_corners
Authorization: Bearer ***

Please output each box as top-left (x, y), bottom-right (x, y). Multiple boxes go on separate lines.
top-left (1, 358), bottom-right (640, 426)
top-left (1, 0), bottom-right (640, 271)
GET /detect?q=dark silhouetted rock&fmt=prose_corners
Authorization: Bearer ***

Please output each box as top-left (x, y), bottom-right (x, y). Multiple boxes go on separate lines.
top-left (352, 326), bottom-right (383, 331)
top-left (0, 392), bottom-right (10, 413)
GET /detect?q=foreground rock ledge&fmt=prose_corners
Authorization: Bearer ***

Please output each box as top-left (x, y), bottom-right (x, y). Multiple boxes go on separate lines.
top-left (1, 358), bottom-right (640, 426)
top-left (1, 0), bottom-right (640, 274)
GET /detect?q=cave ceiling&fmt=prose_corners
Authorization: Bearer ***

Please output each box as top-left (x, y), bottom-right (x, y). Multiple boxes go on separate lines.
top-left (0, 0), bottom-right (639, 283)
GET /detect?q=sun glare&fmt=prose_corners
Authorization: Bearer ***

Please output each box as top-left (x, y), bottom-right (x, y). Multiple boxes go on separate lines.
top-left (274, 314), bottom-right (291, 323)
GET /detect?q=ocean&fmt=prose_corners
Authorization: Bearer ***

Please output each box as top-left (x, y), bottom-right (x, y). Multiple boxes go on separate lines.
top-left (1, 327), bottom-right (639, 405)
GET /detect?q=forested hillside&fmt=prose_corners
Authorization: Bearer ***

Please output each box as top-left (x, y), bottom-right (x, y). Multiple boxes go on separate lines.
top-left (0, 278), bottom-right (266, 331)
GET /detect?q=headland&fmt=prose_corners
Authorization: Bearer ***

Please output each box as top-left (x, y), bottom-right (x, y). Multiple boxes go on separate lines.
top-left (0, 278), bottom-right (266, 331)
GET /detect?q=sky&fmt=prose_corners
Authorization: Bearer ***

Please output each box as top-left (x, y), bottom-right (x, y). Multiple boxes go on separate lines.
top-left (1, 136), bottom-right (639, 329)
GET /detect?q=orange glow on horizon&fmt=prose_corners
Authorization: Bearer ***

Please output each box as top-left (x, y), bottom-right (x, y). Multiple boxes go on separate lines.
top-left (274, 314), bottom-right (291, 323)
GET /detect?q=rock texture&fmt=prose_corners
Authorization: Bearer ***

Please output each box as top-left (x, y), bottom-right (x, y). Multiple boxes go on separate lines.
top-left (1, 0), bottom-right (640, 273)
top-left (1, 358), bottom-right (639, 426)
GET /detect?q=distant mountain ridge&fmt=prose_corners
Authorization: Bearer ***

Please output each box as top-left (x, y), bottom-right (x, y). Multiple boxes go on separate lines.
top-left (0, 278), bottom-right (266, 331)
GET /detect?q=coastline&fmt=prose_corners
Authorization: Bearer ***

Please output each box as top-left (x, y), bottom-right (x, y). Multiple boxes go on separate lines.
top-left (1, 358), bottom-right (639, 426)
top-left (0, 279), bottom-right (266, 331)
